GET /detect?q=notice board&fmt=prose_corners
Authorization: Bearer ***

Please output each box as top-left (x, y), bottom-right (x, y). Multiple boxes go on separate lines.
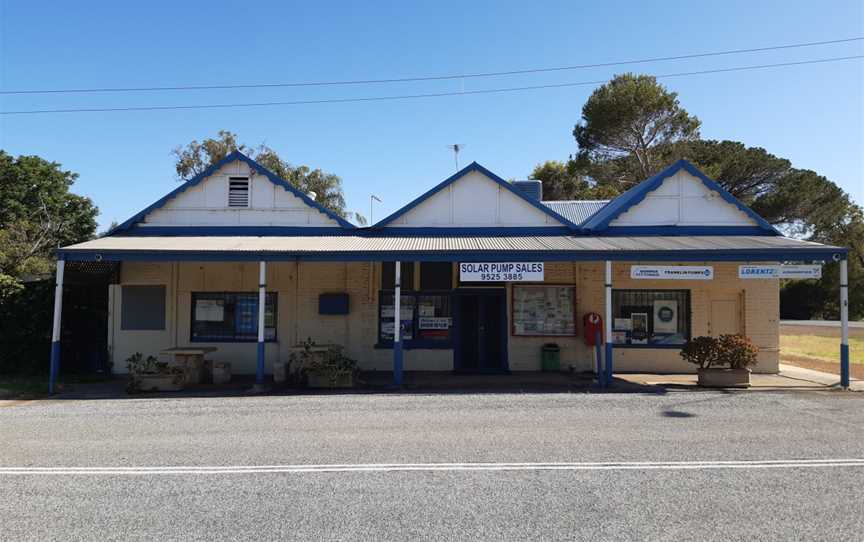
top-left (512, 285), bottom-right (576, 336)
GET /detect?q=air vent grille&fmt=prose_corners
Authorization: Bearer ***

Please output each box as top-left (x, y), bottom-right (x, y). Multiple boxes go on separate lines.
top-left (228, 177), bottom-right (249, 207)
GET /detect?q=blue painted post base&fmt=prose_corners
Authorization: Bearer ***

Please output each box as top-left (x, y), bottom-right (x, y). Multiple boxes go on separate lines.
top-left (392, 341), bottom-right (404, 389)
top-left (604, 343), bottom-right (614, 387)
top-left (48, 341), bottom-right (61, 395)
top-left (840, 343), bottom-right (850, 389)
top-left (256, 342), bottom-right (266, 385)
top-left (594, 331), bottom-right (603, 389)
top-left (247, 341), bottom-right (270, 393)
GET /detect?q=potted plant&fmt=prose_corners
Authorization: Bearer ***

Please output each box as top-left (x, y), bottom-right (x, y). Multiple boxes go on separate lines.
top-left (298, 341), bottom-right (358, 389)
top-left (681, 334), bottom-right (758, 388)
top-left (126, 352), bottom-right (185, 393)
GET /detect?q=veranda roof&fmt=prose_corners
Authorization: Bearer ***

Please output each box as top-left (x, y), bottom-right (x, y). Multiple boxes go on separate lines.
top-left (58, 235), bottom-right (845, 262)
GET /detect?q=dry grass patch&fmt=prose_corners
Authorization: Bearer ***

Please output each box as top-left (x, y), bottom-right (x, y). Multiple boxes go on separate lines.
top-left (780, 333), bottom-right (863, 372)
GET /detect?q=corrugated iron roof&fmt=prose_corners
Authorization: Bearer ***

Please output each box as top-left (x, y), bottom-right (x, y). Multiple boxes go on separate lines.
top-left (59, 234), bottom-right (844, 262)
top-left (542, 200), bottom-right (609, 225)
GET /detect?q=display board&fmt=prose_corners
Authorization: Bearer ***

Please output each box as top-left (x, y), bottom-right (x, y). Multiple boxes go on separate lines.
top-left (512, 285), bottom-right (576, 336)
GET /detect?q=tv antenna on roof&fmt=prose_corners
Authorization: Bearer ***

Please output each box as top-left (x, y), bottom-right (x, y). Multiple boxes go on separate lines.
top-left (370, 194), bottom-right (382, 224)
top-left (447, 144), bottom-right (465, 171)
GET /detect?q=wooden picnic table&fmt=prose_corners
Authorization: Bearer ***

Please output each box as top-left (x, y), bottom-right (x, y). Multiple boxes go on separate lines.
top-left (160, 347), bottom-right (218, 384)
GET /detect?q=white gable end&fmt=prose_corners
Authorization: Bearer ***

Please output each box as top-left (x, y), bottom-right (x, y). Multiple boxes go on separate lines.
top-left (390, 170), bottom-right (563, 227)
top-left (141, 159), bottom-right (340, 227)
top-left (609, 170), bottom-right (757, 227)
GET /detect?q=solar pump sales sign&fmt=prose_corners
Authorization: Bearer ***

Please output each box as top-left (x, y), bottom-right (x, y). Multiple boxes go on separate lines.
top-left (631, 266), bottom-right (714, 280)
top-left (460, 262), bottom-right (544, 282)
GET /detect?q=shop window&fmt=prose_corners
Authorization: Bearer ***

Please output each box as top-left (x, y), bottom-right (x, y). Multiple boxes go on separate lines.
top-left (512, 285), bottom-right (576, 336)
top-left (191, 292), bottom-right (277, 342)
top-left (611, 290), bottom-right (690, 346)
top-left (121, 285), bottom-right (166, 330)
top-left (420, 262), bottom-right (453, 290)
top-left (378, 292), bottom-right (416, 342)
top-left (378, 292), bottom-right (453, 346)
top-left (381, 262), bottom-right (414, 290)
top-left (416, 294), bottom-right (453, 342)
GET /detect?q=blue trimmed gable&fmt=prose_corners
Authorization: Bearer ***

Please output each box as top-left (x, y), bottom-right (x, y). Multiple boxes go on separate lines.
top-left (580, 159), bottom-right (780, 235)
top-left (371, 162), bottom-right (580, 230)
top-left (112, 151), bottom-right (354, 234)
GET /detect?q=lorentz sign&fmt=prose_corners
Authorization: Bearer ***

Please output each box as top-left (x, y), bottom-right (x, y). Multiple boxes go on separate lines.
top-left (460, 262), bottom-right (544, 282)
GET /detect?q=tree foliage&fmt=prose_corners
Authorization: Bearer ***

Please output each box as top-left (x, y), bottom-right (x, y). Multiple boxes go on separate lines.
top-left (529, 160), bottom-right (620, 201)
top-left (172, 131), bottom-right (363, 222)
top-left (0, 152), bottom-right (97, 374)
top-left (0, 152), bottom-right (98, 294)
top-left (536, 74), bottom-right (864, 320)
top-left (573, 73), bottom-right (700, 179)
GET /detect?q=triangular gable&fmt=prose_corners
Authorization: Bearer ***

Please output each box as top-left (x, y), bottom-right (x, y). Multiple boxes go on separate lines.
top-left (372, 162), bottom-right (578, 230)
top-left (581, 160), bottom-right (779, 234)
top-left (112, 151), bottom-right (354, 233)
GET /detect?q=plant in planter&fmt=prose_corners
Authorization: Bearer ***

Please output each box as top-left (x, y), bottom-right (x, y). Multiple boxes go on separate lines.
top-left (126, 352), bottom-right (185, 393)
top-left (681, 334), bottom-right (758, 388)
top-left (299, 341), bottom-right (359, 389)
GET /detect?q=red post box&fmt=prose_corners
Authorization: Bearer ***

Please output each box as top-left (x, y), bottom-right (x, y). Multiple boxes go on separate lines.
top-left (583, 312), bottom-right (603, 346)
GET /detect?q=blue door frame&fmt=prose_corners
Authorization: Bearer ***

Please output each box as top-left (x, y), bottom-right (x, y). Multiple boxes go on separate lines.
top-left (452, 288), bottom-right (509, 373)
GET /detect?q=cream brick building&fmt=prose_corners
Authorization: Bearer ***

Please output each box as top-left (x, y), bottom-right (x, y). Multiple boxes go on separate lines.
top-left (54, 152), bottom-right (847, 388)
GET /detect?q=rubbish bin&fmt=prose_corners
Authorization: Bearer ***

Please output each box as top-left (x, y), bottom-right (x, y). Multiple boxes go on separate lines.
top-left (541, 343), bottom-right (560, 372)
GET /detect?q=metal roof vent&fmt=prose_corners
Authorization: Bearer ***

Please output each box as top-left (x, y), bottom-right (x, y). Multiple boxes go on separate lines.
top-left (513, 180), bottom-right (543, 201)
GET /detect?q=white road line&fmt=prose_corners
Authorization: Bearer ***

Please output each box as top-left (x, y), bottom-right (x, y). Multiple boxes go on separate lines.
top-left (1, 459), bottom-right (863, 475)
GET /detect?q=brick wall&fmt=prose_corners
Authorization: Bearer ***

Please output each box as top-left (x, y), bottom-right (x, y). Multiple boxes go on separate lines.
top-left (112, 260), bottom-right (779, 375)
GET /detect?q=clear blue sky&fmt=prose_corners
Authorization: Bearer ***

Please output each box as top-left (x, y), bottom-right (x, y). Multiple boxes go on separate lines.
top-left (1, 0), bottom-right (862, 230)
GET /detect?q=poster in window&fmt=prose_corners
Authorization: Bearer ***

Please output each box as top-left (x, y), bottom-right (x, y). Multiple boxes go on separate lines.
top-left (234, 297), bottom-right (257, 335)
top-left (512, 286), bottom-right (576, 336)
top-left (195, 299), bottom-right (224, 322)
top-left (653, 300), bottom-right (678, 334)
top-left (630, 312), bottom-right (649, 344)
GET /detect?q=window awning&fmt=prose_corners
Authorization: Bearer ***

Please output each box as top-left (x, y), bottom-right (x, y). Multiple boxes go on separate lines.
top-left (58, 235), bottom-right (846, 262)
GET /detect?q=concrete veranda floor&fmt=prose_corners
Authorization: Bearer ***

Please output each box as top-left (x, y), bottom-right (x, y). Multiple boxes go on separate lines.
top-left (20, 363), bottom-right (861, 401)
top-left (619, 363), bottom-right (864, 392)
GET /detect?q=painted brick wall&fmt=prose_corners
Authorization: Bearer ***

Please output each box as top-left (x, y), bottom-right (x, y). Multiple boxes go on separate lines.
top-left (111, 260), bottom-right (779, 375)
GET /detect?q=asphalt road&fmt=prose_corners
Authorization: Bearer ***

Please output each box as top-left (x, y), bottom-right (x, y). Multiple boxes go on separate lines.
top-left (1, 390), bottom-right (863, 541)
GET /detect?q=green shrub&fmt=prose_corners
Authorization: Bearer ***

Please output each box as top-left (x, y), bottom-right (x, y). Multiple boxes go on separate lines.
top-left (680, 336), bottom-right (720, 369)
top-left (681, 334), bottom-right (759, 369)
top-left (716, 334), bottom-right (759, 369)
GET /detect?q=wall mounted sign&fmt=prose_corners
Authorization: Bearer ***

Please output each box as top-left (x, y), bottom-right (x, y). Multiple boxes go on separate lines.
top-left (460, 262), bottom-right (544, 282)
top-left (631, 266), bottom-right (714, 280)
top-left (738, 264), bottom-right (822, 279)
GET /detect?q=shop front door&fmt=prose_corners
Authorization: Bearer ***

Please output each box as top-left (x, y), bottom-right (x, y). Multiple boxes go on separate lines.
top-left (454, 290), bottom-right (507, 372)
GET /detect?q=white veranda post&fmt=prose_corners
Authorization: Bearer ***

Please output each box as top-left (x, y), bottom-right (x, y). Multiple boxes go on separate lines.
top-left (840, 258), bottom-right (850, 389)
top-left (604, 261), bottom-right (613, 386)
top-left (48, 258), bottom-right (65, 394)
top-left (393, 261), bottom-right (403, 387)
top-left (256, 261), bottom-right (266, 386)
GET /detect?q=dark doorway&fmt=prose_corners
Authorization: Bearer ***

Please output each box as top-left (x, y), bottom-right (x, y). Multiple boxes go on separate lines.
top-left (60, 261), bottom-right (118, 375)
top-left (454, 290), bottom-right (508, 372)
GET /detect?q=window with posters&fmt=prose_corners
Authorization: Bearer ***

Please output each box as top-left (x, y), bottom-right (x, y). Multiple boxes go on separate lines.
top-left (191, 292), bottom-right (277, 342)
top-left (611, 290), bottom-right (690, 346)
top-left (378, 292), bottom-right (453, 347)
top-left (511, 285), bottom-right (576, 336)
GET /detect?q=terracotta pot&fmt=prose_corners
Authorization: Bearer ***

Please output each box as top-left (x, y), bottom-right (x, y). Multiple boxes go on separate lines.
top-left (697, 368), bottom-right (751, 388)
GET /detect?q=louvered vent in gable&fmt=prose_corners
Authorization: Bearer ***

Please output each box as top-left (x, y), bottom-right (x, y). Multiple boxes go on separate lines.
top-left (228, 177), bottom-right (250, 207)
